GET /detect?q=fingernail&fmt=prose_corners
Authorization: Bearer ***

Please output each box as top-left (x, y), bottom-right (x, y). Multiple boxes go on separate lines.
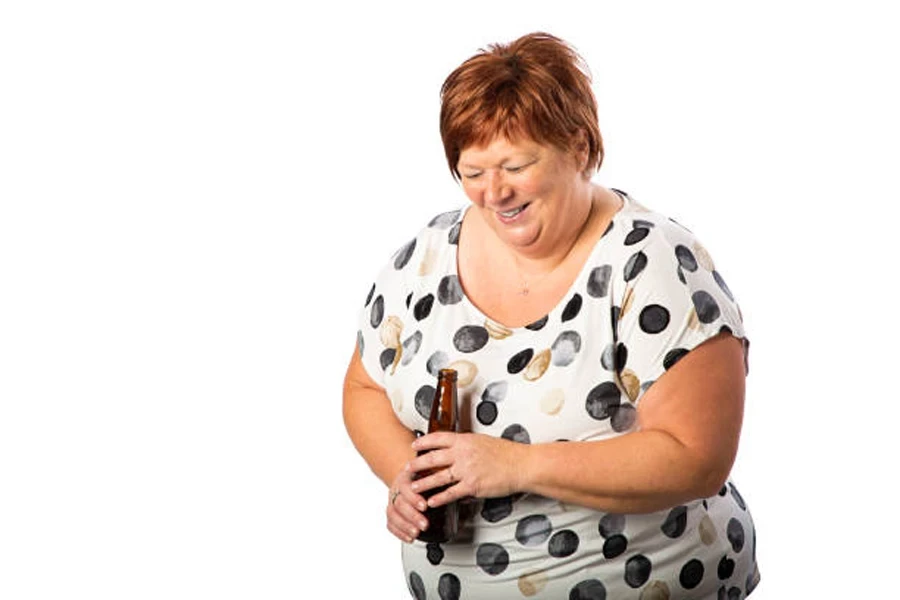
top-left (419, 520), bottom-right (427, 529)
top-left (418, 501), bottom-right (427, 511)
top-left (411, 483), bottom-right (419, 491)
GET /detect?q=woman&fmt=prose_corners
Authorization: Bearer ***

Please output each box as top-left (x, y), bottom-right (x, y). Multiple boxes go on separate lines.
top-left (343, 32), bottom-right (760, 600)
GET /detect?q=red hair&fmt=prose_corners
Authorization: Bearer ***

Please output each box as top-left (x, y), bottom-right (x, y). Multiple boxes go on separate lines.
top-left (440, 32), bottom-right (603, 179)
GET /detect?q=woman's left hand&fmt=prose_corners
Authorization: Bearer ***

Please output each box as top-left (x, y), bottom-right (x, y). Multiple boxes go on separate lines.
top-left (408, 432), bottom-right (528, 508)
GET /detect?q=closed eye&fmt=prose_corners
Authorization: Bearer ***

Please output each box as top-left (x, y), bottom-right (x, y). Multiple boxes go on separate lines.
top-left (462, 172), bottom-right (483, 180)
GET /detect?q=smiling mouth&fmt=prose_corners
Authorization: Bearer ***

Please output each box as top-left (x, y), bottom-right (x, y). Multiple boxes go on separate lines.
top-left (499, 203), bottom-right (530, 218)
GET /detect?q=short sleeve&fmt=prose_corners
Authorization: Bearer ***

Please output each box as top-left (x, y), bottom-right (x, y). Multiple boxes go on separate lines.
top-left (355, 236), bottom-right (418, 388)
top-left (612, 228), bottom-right (748, 403)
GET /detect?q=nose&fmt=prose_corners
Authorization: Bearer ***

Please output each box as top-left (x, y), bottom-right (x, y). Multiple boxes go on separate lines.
top-left (483, 170), bottom-right (511, 205)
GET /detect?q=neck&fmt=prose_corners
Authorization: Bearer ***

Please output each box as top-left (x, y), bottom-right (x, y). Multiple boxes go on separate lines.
top-left (512, 185), bottom-right (597, 278)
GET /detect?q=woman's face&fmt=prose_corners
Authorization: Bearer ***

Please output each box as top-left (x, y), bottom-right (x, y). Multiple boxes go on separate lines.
top-left (457, 136), bottom-right (588, 255)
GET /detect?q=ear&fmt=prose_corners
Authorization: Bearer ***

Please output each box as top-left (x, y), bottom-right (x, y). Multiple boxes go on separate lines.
top-left (573, 129), bottom-right (590, 174)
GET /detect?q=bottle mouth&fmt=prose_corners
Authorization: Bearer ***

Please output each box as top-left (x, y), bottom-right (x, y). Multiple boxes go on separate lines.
top-left (438, 368), bottom-right (458, 380)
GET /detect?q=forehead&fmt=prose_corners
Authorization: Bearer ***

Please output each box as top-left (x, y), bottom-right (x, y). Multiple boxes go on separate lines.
top-left (458, 136), bottom-right (543, 165)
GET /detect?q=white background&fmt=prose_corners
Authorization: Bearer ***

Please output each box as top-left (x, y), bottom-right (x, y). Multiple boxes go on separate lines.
top-left (2, 1), bottom-right (897, 598)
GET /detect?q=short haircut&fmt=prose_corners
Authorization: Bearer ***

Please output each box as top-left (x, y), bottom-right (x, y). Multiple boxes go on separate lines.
top-left (440, 32), bottom-right (603, 180)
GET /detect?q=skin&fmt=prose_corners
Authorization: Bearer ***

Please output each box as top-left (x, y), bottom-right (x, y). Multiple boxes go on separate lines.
top-left (342, 134), bottom-right (746, 543)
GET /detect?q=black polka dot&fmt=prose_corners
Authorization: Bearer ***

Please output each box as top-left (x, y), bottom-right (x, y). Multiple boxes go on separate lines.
top-left (675, 245), bottom-right (698, 272)
top-left (625, 227), bottom-right (650, 245)
top-left (661, 506), bottom-right (688, 538)
top-left (611, 305), bottom-right (621, 335)
top-left (679, 559), bottom-right (705, 589)
top-left (625, 554), bottom-right (652, 588)
top-left (639, 304), bottom-right (670, 334)
top-left (365, 283), bottom-right (375, 307)
top-left (394, 239), bottom-right (416, 270)
top-left (448, 221), bottom-right (461, 245)
top-left (663, 348), bottom-right (689, 370)
top-left (746, 570), bottom-right (759, 595)
top-left (610, 404), bottom-right (636, 432)
top-left (370, 295), bottom-right (384, 328)
top-left (481, 495), bottom-right (514, 523)
top-left (379, 348), bottom-right (396, 371)
top-left (551, 331), bottom-right (582, 366)
top-left (585, 382), bottom-right (621, 420)
top-left (427, 542), bottom-right (444, 565)
top-left (728, 482), bottom-right (747, 510)
top-left (414, 385), bottom-right (435, 419)
top-left (476, 401), bottom-right (498, 425)
top-left (426, 351), bottom-right (449, 376)
top-left (720, 324), bottom-right (733, 336)
top-left (602, 220), bottom-right (615, 237)
top-left (727, 586), bottom-right (742, 600)
top-left (569, 579), bottom-right (607, 600)
top-left (482, 380), bottom-right (508, 403)
top-left (438, 275), bottom-right (463, 305)
top-left (475, 542), bottom-right (509, 575)
top-left (562, 293), bottom-right (583, 322)
top-left (507, 348), bottom-right (534, 374)
top-left (400, 331), bottom-right (423, 366)
top-left (429, 210), bottom-right (461, 229)
top-left (406, 292), bottom-right (412, 308)
top-left (548, 530), bottom-right (580, 557)
top-left (693, 290), bottom-right (721, 323)
top-left (525, 315), bottom-right (548, 330)
top-left (357, 330), bottom-right (364, 357)
top-left (727, 518), bottom-right (745, 552)
top-left (502, 424), bottom-right (531, 444)
top-left (602, 534), bottom-right (628, 559)
top-left (598, 513), bottom-right (625, 538)
top-left (515, 514), bottom-right (552, 546)
top-left (614, 342), bottom-right (628, 372)
top-left (409, 571), bottom-right (426, 600)
top-left (414, 294), bottom-right (435, 321)
top-left (623, 251), bottom-right (648, 282)
top-left (438, 572), bottom-right (461, 600)
top-left (453, 325), bottom-right (489, 353)
top-left (600, 344), bottom-right (615, 371)
top-left (713, 270), bottom-right (734, 301)
top-left (633, 219), bottom-right (655, 229)
top-left (718, 485), bottom-right (728, 497)
top-left (718, 555), bottom-right (735, 580)
top-left (677, 265), bottom-right (687, 284)
top-left (587, 265), bottom-right (613, 298)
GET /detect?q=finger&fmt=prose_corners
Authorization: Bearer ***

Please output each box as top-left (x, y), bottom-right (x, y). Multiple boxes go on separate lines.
top-left (407, 449), bottom-right (452, 476)
top-left (411, 431), bottom-right (456, 452)
top-left (387, 498), bottom-right (426, 542)
top-left (425, 483), bottom-right (464, 509)
top-left (410, 467), bottom-right (457, 495)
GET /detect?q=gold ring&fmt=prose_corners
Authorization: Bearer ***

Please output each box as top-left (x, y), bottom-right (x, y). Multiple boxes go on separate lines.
top-left (390, 489), bottom-right (400, 505)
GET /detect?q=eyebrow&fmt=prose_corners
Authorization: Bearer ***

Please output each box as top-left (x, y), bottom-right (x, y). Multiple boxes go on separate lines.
top-left (458, 155), bottom-right (537, 170)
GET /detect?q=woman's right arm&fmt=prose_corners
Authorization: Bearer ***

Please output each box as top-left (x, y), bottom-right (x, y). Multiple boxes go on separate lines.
top-left (342, 346), bottom-right (429, 542)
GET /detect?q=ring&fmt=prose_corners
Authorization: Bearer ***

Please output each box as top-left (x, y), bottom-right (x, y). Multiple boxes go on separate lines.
top-left (390, 489), bottom-right (400, 505)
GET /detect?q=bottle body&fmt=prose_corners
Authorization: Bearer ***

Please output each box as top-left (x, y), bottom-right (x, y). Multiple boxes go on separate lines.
top-left (416, 369), bottom-right (459, 543)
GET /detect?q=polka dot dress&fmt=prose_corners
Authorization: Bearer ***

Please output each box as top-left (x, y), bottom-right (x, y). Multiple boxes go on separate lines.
top-left (357, 190), bottom-right (761, 599)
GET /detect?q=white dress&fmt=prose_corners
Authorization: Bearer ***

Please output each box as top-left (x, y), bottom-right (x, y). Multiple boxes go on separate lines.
top-left (356, 190), bottom-right (761, 599)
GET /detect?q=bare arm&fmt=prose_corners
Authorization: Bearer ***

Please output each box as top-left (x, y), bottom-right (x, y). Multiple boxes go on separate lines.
top-left (342, 346), bottom-right (416, 488)
top-left (412, 333), bottom-right (745, 513)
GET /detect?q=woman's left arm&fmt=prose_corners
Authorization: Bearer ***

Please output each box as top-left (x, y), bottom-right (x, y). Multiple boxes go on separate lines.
top-left (410, 332), bottom-right (744, 514)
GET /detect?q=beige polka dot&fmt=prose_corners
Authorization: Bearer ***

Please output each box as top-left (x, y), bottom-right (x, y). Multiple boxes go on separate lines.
top-left (620, 285), bottom-right (635, 318)
top-left (524, 348), bottom-right (551, 381)
top-left (699, 514), bottom-right (717, 545)
top-left (379, 315), bottom-right (403, 348)
top-left (539, 388), bottom-right (565, 415)
top-left (618, 369), bottom-right (640, 402)
top-left (639, 580), bottom-right (670, 600)
top-left (517, 570), bottom-right (548, 596)
top-left (687, 307), bottom-right (701, 331)
top-left (693, 241), bottom-right (715, 271)
top-left (485, 319), bottom-right (513, 340)
top-left (418, 245), bottom-right (437, 276)
top-left (448, 360), bottom-right (478, 387)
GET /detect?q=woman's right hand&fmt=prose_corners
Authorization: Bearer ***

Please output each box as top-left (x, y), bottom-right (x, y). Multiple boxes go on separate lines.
top-left (386, 466), bottom-right (430, 543)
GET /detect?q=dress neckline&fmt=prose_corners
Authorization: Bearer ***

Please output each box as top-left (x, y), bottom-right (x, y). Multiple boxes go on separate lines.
top-left (450, 189), bottom-right (632, 332)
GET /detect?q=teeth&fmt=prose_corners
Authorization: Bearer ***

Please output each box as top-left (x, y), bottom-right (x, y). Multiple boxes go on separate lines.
top-left (500, 205), bottom-right (526, 218)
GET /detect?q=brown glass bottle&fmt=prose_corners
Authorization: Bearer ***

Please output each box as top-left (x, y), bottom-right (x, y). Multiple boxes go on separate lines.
top-left (416, 368), bottom-right (459, 543)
